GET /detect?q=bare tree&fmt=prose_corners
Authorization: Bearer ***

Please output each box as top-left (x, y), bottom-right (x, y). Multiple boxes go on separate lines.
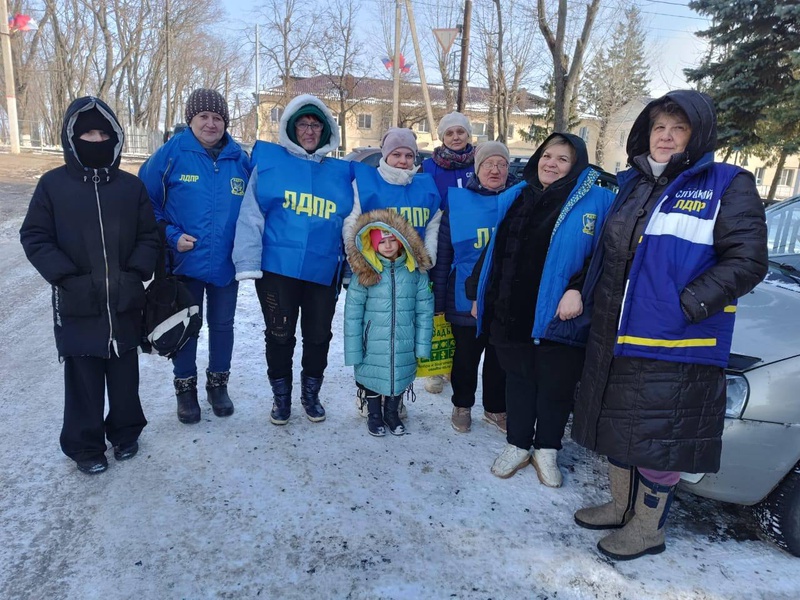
top-left (257, 0), bottom-right (315, 94)
top-left (308, 0), bottom-right (368, 152)
top-left (537, 0), bottom-right (601, 132)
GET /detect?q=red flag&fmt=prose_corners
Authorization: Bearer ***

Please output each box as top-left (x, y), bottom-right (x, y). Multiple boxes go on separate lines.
top-left (9, 14), bottom-right (38, 32)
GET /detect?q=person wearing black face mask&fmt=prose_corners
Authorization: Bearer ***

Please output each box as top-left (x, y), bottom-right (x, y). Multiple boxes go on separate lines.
top-left (20, 97), bottom-right (160, 476)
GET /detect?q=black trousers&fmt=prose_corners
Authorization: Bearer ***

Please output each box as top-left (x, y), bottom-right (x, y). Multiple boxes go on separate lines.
top-left (450, 324), bottom-right (506, 413)
top-left (495, 342), bottom-right (584, 451)
top-left (255, 272), bottom-right (339, 380)
top-left (62, 349), bottom-right (146, 462)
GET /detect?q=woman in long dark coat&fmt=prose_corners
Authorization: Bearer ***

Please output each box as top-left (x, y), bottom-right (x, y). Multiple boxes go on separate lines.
top-left (571, 90), bottom-right (768, 560)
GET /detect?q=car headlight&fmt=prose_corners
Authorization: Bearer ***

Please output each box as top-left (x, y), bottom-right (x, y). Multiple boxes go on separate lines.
top-left (725, 373), bottom-right (749, 418)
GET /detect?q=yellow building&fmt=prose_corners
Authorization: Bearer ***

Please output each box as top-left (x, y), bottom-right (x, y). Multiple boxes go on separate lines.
top-left (256, 75), bottom-right (601, 161)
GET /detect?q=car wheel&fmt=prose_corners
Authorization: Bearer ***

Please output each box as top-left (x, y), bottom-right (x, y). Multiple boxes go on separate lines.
top-left (754, 463), bottom-right (800, 557)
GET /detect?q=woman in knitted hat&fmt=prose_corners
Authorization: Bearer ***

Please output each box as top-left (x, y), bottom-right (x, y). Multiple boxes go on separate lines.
top-left (343, 126), bottom-right (442, 419)
top-left (420, 111), bottom-right (476, 395)
top-left (139, 88), bottom-right (251, 425)
top-left (430, 141), bottom-right (520, 435)
top-left (233, 94), bottom-right (354, 426)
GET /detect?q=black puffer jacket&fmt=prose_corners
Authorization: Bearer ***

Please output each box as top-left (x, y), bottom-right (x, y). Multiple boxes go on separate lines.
top-left (19, 97), bottom-right (160, 358)
top-left (571, 90), bottom-right (768, 473)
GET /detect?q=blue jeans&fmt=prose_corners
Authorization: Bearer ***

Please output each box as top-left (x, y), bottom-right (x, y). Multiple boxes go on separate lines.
top-left (172, 278), bottom-right (239, 378)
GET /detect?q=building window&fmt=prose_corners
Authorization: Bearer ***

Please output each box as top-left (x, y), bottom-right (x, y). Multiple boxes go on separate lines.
top-left (418, 119), bottom-right (430, 133)
top-left (357, 113), bottom-right (372, 129)
top-left (578, 126), bottom-right (590, 143)
top-left (754, 167), bottom-right (765, 185)
top-left (779, 169), bottom-right (795, 188)
top-left (473, 122), bottom-right (486, 136)
top-left (614, 161), bottom-right (622, 174)
top-left (270, 107), bottom-right (283, 123)
top-left (619, 130), bottom-right (626, 146)
top-left (506, 124), bottom-right (515, 139)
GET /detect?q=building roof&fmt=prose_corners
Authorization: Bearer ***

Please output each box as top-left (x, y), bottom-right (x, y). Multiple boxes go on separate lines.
top-left (260, 75), bottom-right (547, 115)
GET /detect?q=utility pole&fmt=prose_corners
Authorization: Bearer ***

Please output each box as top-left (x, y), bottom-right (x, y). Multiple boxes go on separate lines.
top-left (254, 24), bottom-right (260, 140)
top-left (392, 0), bottom-right (402, 127)
top-left (404, 0), bottom-right (437, 141)
top-left (164, 0), bottom-right (171, 136)
top-left (0, 0), bottom-right (20, 153)
top-left (456, 0), bottom-right (472, 112)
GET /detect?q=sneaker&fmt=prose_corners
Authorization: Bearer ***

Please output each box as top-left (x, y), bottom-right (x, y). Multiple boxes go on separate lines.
top-left (424, 375), bottom-right (446, 394)
top-left (490, 444), bottom-right (530, 479)
top-left (532, 448), bottom-right (563, 488)
top-left (113, 440), bottom-right (139, 462)
top-left (76, 457), bottom-right (108, 475)
top-left (483, 411), bottom-right (507, 434)
top-left (451, 407), bottom-right (471, 433)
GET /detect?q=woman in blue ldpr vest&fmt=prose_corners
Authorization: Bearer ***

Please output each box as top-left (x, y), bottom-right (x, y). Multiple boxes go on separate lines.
top-left (571, 90), bottom-right (768, 561)
top-left (233, 94), bottom-right (354, 426)
top-left (139, 88), bottom-right (251, 425)
top-left (468, 133), bottom-right (614, 488)
top-left (344, 127), bottom-right (442, 420)
top-left (431, 141), bottom-right (519, 435)
top-left (420, 111), bottom-right (475, 395)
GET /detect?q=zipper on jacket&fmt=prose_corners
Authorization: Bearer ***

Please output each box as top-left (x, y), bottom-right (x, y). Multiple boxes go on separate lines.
top-left (93, 170), bottom-right (115, 357)
top-left (390, 262), bottom-right (396, 395)
top-left (160, 157), bottom-right (173, 211)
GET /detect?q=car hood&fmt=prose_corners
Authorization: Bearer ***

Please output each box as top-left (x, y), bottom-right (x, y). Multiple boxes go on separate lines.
top-left (731, 273), bottom-right (800, 369)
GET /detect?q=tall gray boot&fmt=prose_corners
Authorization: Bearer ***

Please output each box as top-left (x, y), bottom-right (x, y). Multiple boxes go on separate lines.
top-left (574, 461), bottom-right (636, 530)
top-left (597, 473), bottom-right (675, 561)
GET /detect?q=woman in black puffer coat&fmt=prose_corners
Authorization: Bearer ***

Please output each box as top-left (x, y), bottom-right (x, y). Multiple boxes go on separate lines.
top-left (20, 97), bottom-right (160, 475)
top-left (571, 90), bottom-right (768, 561)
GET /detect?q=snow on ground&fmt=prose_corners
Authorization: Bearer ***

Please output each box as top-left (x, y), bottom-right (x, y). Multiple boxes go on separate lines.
top-left (1, 170), bottom-right (799, 599)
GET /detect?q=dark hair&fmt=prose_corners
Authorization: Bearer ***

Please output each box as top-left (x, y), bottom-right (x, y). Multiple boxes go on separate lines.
top-left (649, 100), bottom-right (690, 130)
top-left (540, 135), bottom-right (576, 163)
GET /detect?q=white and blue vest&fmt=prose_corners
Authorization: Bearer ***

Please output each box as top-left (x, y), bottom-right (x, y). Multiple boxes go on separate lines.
top-left (421, 157), bottom-right (474, 209)
top-left (352, 162), bottom-right (441, 241)
top-left (615, 161), bottom-right (744, 367)
top-left (252, 142), bottom-right (354, 286)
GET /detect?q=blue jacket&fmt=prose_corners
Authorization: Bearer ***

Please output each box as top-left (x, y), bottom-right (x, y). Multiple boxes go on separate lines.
top-left (233, 141), bottom-right (354, 286)
top-left (139, 130), bottom-right (250, 287)
top-left (476, 168), bottom-right (615, 346)
top-left (344, 209), bottom-right (434, 397)
top-left (614, 158), bottom-right (744, 367)
top-left (421, 157), bottom-right (474, 209)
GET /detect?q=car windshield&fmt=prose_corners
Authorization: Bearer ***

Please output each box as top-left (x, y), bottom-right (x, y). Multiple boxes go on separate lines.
top-left (766, 198), bottom-right (800, 268)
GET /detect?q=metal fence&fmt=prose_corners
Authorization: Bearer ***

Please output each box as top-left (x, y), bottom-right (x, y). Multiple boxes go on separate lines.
top-left (0, 119), bottom-right (163, 157)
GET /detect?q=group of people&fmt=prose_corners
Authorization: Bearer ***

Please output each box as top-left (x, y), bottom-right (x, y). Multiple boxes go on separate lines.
top-left (20, 87), bottom-right (767, 562)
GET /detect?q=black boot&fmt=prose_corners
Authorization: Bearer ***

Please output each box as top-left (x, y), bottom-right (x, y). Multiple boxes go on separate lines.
top-left (206, 370), bottom-right (234, 417)
top-left (366, 392), bottom-right (386, 437)
top-left (269, 376), bottom-right (292, 425)
top-left (174, 376), bottom-right (200, 424)
top-left (383, 395), bottom-right (405, 436)
top-left (300, 373), bottom-right (326, 423)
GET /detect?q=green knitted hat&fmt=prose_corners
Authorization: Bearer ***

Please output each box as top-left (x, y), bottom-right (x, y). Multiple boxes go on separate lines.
top-left (286, 104), bottom-right (332, 151)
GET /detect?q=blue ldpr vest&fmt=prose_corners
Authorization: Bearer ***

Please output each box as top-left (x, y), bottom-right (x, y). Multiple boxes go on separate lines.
top-left (352, 162), bottom-right (441, 241)
top-left (447, 187), bottom-right (500, 312)
top-left (615, 161), bottom-right (744, 367)
top-left (252, 142), bottom-right (354, 286)
top-left (421, 157), bottom-right (474, 209)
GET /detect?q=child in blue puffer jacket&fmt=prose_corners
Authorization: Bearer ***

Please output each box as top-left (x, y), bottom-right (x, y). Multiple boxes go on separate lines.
top-left (344, 209), bottom-right (434, 436)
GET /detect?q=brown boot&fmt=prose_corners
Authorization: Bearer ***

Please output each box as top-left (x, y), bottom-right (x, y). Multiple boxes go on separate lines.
top-left (574, 461), bottom-right (636, 529)
top-left (597, 474), bottom-right (675, 561)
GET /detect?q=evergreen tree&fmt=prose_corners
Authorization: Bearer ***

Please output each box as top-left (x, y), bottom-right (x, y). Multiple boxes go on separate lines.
top-left (580, 5), bottom-right (650, 167)
top-left (685, 0), bottom-right (800, 200)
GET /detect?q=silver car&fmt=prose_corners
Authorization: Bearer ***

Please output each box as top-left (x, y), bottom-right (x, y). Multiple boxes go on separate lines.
top-left (680, 195), bottom-right (800, 556)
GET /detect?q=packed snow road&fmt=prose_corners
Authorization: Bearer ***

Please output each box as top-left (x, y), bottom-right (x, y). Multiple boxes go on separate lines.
top-left (0, 155), bottom-right (798, 599)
